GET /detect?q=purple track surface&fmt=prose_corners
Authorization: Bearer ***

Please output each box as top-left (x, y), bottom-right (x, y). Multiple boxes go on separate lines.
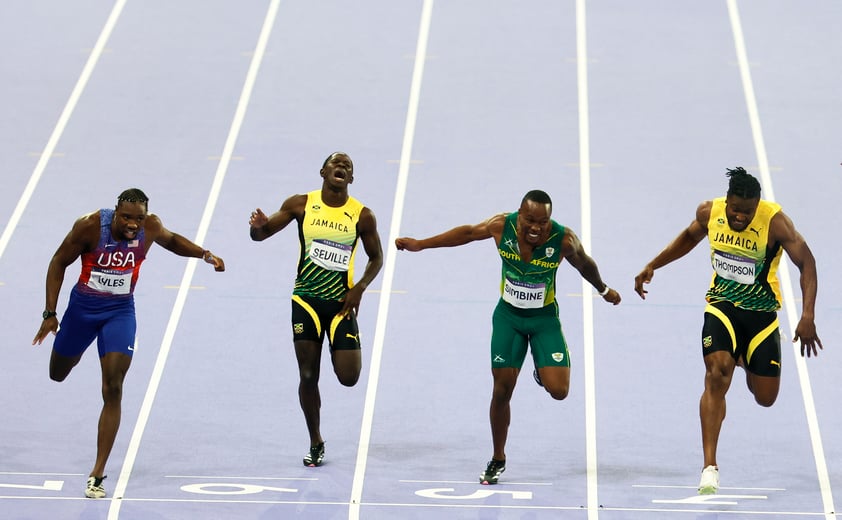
top-left (1, 1), bottom-right (840, 519)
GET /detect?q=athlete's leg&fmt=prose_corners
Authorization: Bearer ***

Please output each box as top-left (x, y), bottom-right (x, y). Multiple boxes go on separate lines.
top-left (329, 313), bottom-right (361, 387)
top-left (535, 366), bottom-right (570, 400)
top-left (91, 351), bottom-right (131, 478)
top-left (49, 351), bottom-right (83, 382)
top-left (331, 349), bottom-right (361, 387)
top-left (295, 339), bottom-right (324, 446)
top-left (530, 314), bottom-right (571, 400)
top-left (743, 316), bottom-right (781, 407)
top-left (746, 374), bottom-right (779, 406)
top-left (489, 367), bottom-right (518, 461)
top-left (50, 301), bottom-right (97, 382)
top-left (700, 350), bottom-right (736, 468)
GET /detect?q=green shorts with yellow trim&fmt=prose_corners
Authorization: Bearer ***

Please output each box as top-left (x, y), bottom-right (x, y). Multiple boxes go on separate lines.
top-left (702, 300), bottom-right (780, 376)
top-left (291, 294), bottom-right (360, 351)
top-left (490, 299), bottom-right (570, 369)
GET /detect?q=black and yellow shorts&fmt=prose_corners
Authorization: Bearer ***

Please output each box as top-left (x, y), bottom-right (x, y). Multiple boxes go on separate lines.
top-left (291, 294), bottom-right (360, 351)
top-left (702, 300), bottom-right (781, 377)
top-left (490, 299), bottom-right (570, 370)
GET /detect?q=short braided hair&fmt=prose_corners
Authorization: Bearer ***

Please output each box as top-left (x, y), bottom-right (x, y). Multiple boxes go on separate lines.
top-left (117, 188), bottom-right (149, 207)
top-left (726, 167), bottom-right (761, 199)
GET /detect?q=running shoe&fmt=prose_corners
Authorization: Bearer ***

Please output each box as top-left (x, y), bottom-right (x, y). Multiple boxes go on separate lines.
top-left (303, 442), bottom-right (325, 467)
top-left (479, 459), bottom-right (506, 485)
top-left (698, 465), bottom-right (719, 495)
top-left (533, 369), bottom-right (544, 387)
top-left (85, 476), bottom-right (107, 499)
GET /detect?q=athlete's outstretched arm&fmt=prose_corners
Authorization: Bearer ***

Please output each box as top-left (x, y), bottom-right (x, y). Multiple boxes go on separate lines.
top-left (772, 211), bottom-right (821, 357)
top-left (147, 215), bottom-right (225, 272)
top-left (395, 214), bottom-right (506, 252)
top-left (634, 201), bottom-right (710, 299)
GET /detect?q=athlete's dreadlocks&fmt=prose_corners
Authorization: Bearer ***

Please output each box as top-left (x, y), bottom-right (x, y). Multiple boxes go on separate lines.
top-left (726, 167), bottom-right (761, 199)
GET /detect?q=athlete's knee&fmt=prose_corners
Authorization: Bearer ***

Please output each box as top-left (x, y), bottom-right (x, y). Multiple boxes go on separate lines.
top-left (101, 377), bottom-right (124, 402)
top-left (491, 382), bottom-right (516, 404)
top-left (755, 394), bottom-right (777, 407)
top-left (49, 356), bottom-right (78, 382)
top-left (298, 368), bottom-right (319, 388)
top-left (546, 384), bottom-right (569, 401)
top-left (335, 370), bottom-right (360, 387)
top-left (752, 385), bottom-right (778, 407)
top-left (704, 355), bottom-right (734, 391)
top-left (49, 368), bottom-right (70, 382)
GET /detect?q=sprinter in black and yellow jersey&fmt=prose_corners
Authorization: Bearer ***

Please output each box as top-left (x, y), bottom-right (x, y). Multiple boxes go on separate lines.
top-left (634, 167), bottom-right (821, 495)
top-left (396, 190), bottom-right (621, 485)
top-left (249, 152), bottom-right (383, 468)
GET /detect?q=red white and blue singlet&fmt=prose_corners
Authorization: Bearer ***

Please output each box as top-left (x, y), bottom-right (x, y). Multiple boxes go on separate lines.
top-left (53, 208), bottom-right (147, 358)
top-left (75, 208), bottom-right (146, 298)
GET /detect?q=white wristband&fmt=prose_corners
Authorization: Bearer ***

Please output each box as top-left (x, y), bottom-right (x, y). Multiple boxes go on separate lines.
top-left (598, 285), bottom-right (610, 296)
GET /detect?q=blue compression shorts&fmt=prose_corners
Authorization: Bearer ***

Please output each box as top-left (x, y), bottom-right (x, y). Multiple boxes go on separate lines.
top-left (52, 286), bottom-right (137, 358)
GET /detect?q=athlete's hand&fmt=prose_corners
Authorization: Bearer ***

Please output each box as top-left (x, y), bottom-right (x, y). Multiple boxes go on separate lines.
top-left (794, 317), bottom-right (822, 358)
top-left (602, 288), bottom-right (622, 305)
top-left (634, 265), bottom-right (654, 299)
top-left (395, 237), bottom-right (422, 252)
top-left (340, 285), bottom-right (365, 318)
top-left (32, 317), bottom-right (59, 346)
top-left (249, 208), bottom-right (269, 229)
top-left (203, 250), bottom-right (226, 272)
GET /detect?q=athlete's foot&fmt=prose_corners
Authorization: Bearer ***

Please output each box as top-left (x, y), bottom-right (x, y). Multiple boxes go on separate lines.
top-left (698, 465), bottom-right (719, 495)
top-left (479, 459), bottom-right (506, 485)
top-left (303, 442), bottom-right (325, 467)
top-left (85, 476), bottom-right (107, 499)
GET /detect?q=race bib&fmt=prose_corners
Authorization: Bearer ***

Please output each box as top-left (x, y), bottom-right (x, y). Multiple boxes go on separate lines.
top-left (310, 239), bottom-right (352, 271)
top-left (712, 250), bottom-right (755, 284)
top-left (87, 270), bottom-right (133, 295)
top-left (502, 278), bottom-right (545, 309)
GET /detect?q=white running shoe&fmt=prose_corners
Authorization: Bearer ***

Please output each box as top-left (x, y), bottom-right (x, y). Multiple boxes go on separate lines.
top-left (698, 465), bottom-right (719, 495)
top-left (85, 476), bottom-right (107, 499)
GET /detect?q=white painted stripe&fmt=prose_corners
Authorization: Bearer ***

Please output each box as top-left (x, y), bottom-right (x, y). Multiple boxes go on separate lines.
top-left (0, 0), bottom-right (127, 262)
top-left (575, 0), bottom-right (600, 518)
top-left (726, 2), bottom-right (836, 519)
top-left (106, 1), bottom-right (282, 518)
top-left (348, 1), bottom-right (434, 518)
top-left (163, 475), bottom-right (317, 481)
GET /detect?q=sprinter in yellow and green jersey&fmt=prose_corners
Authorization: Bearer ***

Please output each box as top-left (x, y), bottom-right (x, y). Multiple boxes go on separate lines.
top-left (249, 152), bottom-right (383, 468)
top-left (634, 167), bottom-right (821, 496)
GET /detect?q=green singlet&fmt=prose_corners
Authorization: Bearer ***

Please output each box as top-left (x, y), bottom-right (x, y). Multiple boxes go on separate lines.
top-left (489, 212), bottom-right (570, 369)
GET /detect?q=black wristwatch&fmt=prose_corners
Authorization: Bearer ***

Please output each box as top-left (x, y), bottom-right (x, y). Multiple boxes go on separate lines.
top-left (42, 310), bottom-right (57, 320)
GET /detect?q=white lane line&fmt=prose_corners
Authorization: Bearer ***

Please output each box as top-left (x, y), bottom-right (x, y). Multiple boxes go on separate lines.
top-left (726, 1), bottom-right (836, 519)
top-left (106, 1), bottom-right (282, 519)
top-left (348, 1), bottom-right (435, 519)
top-left (0, 0), bottom-right (127, 262)
top-left (575, 0), bottom-right (600, 518)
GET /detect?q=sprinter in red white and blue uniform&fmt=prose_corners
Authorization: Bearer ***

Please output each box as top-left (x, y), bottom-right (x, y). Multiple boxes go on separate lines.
top-left (32, 188), bottom-right (225, 499)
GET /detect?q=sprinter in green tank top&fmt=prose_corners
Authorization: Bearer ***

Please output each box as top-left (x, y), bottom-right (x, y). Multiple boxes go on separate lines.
top-left (396, 190), bottom-right (621, 485)
top-left (250, 152), bottom-right (384, 468)
top-left (634, 167), bottom-right (822, 495)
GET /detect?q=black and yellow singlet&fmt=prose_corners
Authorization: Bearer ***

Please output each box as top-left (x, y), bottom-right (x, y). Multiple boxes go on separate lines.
top-left (706, 197), bottom-right (783, 312)
top-left (497, 212), bottom-right (565, 310)
top-left (293, 190), bottom-right (364, 301)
